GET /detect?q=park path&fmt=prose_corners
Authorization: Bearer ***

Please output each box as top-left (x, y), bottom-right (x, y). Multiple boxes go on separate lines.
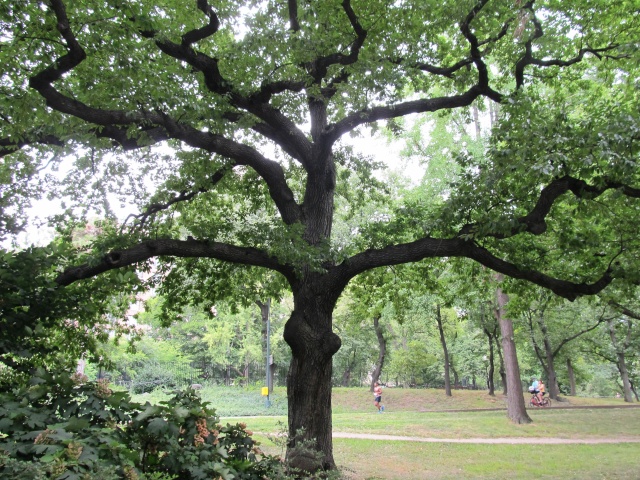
top-left (331, 432), bottom-right (640, 444)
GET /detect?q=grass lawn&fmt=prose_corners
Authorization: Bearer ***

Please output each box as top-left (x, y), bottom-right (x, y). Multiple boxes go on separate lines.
top-left (133, 386), bottom-right (640, 479)
top-left (330, 441), bottom-right (640, 480)
top-left (240, 408), bottom-right (640, 480)
top-left (238, 407), bottom-right (640, 439)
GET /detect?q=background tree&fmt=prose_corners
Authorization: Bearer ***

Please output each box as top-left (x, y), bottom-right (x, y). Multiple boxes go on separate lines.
top-left (2, 0), bottom-right (638, 470)
top-left (516, 291), bottom-right (608, 400)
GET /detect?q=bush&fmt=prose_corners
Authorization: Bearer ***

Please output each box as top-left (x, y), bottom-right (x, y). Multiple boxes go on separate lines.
top-left (130, 363), bottom-right (180, 394)
top-left (0, 369), bottom-right (285, 480)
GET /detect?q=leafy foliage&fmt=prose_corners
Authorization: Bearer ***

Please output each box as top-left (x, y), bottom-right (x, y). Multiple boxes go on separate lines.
top-left (0, 370), bottom-right (285, 480)
top-left (0, 243), bottom-right (143, 386)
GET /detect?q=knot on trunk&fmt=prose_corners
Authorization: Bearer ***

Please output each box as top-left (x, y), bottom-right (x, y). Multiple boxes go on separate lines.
top-left (284, 313), bottom-right (341, 358)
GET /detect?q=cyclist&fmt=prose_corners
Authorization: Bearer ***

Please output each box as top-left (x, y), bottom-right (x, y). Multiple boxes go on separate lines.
top-left (529, 378), bottom-right (540, 403)
top-left (538, 380), bottom-right (546, 403)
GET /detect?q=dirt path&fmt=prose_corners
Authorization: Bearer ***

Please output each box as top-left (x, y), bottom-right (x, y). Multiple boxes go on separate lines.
top-left (332, 432), bottom-right (640, 444)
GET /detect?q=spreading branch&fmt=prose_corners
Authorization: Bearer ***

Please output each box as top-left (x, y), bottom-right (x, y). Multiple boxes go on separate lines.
top-left (337, 236), bottom-right (612, 301)
top-left (0, 134), bottom-right (65, 157)
top-left (609, 302), bottom-right (640, 321)
top-left (460, 175), bottom-right (640, 239)
top-left (56, 238), bottom-right (293, 286)
top-left (514, 2), bottom-right (625, 88)
top-left (25, 0), bottom-right (302, 224)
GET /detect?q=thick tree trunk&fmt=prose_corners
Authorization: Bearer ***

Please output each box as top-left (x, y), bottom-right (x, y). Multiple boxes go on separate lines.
top-left (436, 304), bottom-right (452, 396)
top-left (495, 286), bottom-right (531, 424)
top-left (283, 289), bottom-right (341, 472)
top-left (566, 358), bottom-right (577, 396)
top-left (370, 314), bottom-right (386, 391)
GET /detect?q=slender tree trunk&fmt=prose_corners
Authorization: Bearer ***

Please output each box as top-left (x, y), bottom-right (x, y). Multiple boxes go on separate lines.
top-left (341, 350), bottom-right (355, 387)
top-left (607, 319), bottom-right (634, 403)
top-left (615, 351), bottom-right (634, 402)
top-left (537, 315), bottom-right (561, 399)
top-left (495, 285), bottom-right (531, 424)
top-left (341, 368), bottom-right (351, 387)
top-left (452, 365), bottom-right (459, 389)
top-left (566, 358), bottom-right (577, 396)
top-left (630, 380), bottom-right (639, 402)
top-left (496, 336), bottom-right (507, 394)
top-left (485, 329), bottom-right (496, 396)
top-left (283, 287), bottom-right (341, 471)
top-left (370, 314), bottom-right (386, 391)
top-left (436, 304), bottom-right (452, 396)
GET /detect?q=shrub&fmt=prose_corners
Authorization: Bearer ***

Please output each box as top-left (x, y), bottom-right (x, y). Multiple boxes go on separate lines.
top-left (130, 363), bottom-right (180, 394)
top-left (0, 369), bottom-right (285, 479)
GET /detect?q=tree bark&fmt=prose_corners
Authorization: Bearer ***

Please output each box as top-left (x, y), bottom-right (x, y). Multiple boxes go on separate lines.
top-left (436, 304), bottom-right (452, 396)
top-left (495, 285), bottom-right (531, 424)
top-left (283, 287), bottom-right (342, 471)
top-left (370, 314), bottom-right (386, 391)
top-left (566, 358), bottom-right (577, 396)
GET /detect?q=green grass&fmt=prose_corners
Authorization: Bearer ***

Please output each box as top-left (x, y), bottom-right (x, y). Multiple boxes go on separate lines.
top-left (133, 386), bottom-right (640, 479)
top-left (229, 408), bottom-right (640, 440)
top-left (131, 384), bottom-right (288, 416)
top-left (131, 385), bottom-right (629, 418)
top-left (240, 409), bottom-right (640, 480)
top-left (330, 441), bottom-right (640, 480)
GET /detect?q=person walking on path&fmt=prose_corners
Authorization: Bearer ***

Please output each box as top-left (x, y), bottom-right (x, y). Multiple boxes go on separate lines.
top-left (373, 382), bottom-right (385, 413)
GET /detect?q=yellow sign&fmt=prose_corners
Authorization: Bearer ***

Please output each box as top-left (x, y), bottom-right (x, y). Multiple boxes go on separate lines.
top-left (261, 387), bottom-right (269, 396)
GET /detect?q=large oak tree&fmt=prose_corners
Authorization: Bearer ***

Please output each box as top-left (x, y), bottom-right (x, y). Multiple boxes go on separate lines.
top-left (2, 0), bottom-right (638, 470)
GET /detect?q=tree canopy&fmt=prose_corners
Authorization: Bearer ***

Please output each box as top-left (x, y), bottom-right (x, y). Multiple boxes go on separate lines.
top-left (1, 0), bottom-right (639, 471)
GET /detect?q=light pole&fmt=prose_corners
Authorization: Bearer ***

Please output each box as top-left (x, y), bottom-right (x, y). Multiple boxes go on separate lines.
top-left (265, 299), bottom-right (271, 408)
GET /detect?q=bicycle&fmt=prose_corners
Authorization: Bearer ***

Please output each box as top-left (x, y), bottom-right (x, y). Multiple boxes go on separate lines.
top-left (529, 393), bottom-right (551, 408)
